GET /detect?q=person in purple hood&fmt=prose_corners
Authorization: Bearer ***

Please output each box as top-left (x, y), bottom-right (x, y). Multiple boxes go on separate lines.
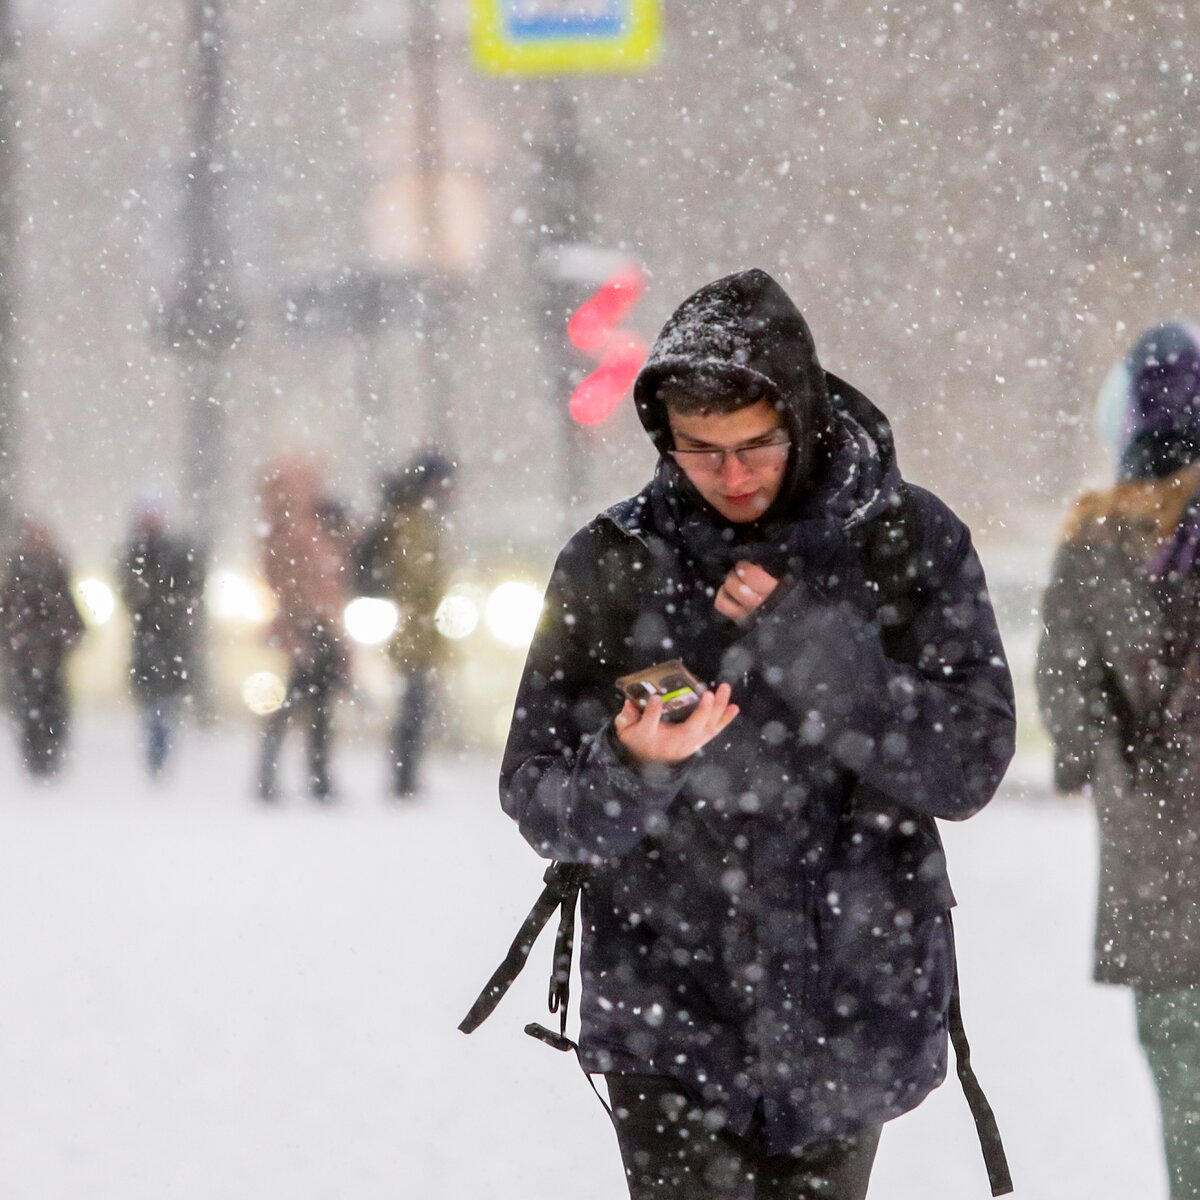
top-left (499, 270), bottom-right (1016, 1198)
top-left (1040, 321), bottom-right (1200, 1200)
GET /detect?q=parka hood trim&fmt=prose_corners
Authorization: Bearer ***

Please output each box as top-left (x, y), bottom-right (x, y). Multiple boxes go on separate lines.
top-left (1063, 461), bottom-right (1200, 546)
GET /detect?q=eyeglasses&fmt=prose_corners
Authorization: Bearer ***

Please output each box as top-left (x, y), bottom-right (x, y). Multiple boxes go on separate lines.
top-left (668, 434), bottom-right (791, 474)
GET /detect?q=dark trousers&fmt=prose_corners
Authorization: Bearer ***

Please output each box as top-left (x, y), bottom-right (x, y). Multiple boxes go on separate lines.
top-left (12, 663), bottom-right (70, 778)
top-left (140, 697), bottom-right (180, 776)
top-left (390, 667), bottom-right (433, 796)
top-left (606, 1076), bottom-right (880, 1200)
top-left (258, 654), bottom-right (337, 800)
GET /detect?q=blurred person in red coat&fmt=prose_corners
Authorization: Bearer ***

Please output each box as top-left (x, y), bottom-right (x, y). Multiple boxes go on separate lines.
top-left (256, 455), bottom-right (350, 802)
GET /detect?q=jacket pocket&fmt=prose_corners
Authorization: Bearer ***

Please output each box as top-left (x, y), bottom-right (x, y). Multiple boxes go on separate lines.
top-left (809, 812), bottom-right (957, 1071)
top-left (815, 886), bottom-right (954, 1055)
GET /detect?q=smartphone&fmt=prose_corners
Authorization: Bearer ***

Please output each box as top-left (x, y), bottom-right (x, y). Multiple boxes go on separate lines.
top-left (616, 659), bottom-right (707, 725)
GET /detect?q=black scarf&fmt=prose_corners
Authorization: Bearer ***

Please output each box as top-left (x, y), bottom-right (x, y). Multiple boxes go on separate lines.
top-left (645, 412), bottom-right (890, 590)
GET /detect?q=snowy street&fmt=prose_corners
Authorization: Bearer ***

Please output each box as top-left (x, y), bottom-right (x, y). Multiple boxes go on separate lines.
top-left (0, 718), bottom-right (1166, 1199)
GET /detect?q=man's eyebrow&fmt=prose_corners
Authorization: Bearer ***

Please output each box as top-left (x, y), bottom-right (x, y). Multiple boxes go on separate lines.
top-left (673, 430), bottom-right (784, 448)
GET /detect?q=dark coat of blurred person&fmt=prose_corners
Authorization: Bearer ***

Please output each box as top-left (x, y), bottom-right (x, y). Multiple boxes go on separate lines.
top-left (0, 521), bottom-right (85, 777)
top-left (1038, 322), bottom-right (1200, 1199)
top-left (498, 271), bottom-right (1015, 1199)
top-left (257, 455), bottom-right (349, 802)
top-left (119, 499), bottom-right (202, 776)
top-left (357, 452), bottom-right (453, 798)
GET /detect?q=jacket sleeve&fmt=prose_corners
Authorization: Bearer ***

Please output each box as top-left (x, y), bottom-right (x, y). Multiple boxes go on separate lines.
top-left (734, 502), bottom-right (1015, 820)
top-left (499, 534), bottom-right (691, 864)
top-left (1035, 536), bottom-right (1109, 793)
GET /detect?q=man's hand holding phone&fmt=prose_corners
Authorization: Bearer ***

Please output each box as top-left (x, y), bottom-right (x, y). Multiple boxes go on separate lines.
top-left (614, 681), bottom-right (739, 766)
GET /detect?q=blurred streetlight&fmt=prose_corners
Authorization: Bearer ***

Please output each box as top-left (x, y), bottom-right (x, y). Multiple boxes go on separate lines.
top-left (344, 596), bottom-right (400, 646)
top-left (74, 578), bottom-right (116, 628)
top-left (434, 585), bottom-right (482, 640)
top-left (208, 568), bottom-right (275, 625)
top-left (484, 580), bottom-right (543, 647)
top-left (242, 671), bottom-right (286, 716)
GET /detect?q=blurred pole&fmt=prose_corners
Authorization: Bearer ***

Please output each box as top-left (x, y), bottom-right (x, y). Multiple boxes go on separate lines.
top-left (170, 0), bottom-right (242, 553)
top-left (352, 314), bottom-right (385, 473)
top-left (535, 84), bottom-right (590, 530)
top-left (0, 0), bottom-right (18, 549)
top-left (408, 0), bottom-right (453, 459)
top-left (167, 0), bottom-right (242, 721)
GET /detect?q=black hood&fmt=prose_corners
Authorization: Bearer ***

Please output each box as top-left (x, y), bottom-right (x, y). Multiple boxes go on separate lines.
top-left (635, 268), bottom-right (835, 455)
top-left (633, 268), bottom-right (895, 519)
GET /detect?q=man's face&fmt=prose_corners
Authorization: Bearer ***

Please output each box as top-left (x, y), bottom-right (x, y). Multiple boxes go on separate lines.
top-left (666, 399), bottom-right (791, 523)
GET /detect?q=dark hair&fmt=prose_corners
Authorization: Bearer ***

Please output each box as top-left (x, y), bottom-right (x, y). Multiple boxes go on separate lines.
top-left (655, 370), bottom-right (769, 417)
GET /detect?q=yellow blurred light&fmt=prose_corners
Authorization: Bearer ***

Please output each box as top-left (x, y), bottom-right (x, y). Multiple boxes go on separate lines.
top-left (344, 597), bottom-right (400, 646)
top-left (484, 581), bottom-right (543, 648)
top-left (243, 671), bottom-right (287, 715)
top-left (434, 588), bottom-right (481, 640)
top-left (75, 578), bottom-right (116, 627)
top-left (210, 569), bottom-right (276, 625)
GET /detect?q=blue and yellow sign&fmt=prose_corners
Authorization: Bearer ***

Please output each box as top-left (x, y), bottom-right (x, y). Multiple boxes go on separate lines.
top-left (470, 0), bottom-right (661, 76)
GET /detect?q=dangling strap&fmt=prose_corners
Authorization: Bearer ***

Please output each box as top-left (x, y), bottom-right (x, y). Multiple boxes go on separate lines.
top-left (548, 877), bottom-right (580, 1025)
top-left (525, 1021), bottom-right (613, 1117)
top-left (947, 918), bottom-right (1013, 1196)
top-left (458, 860), bottom-right (610, 1116)
top-left (458, 863), bottom-right (582, 1035)
top-left (523, 878), bottom-right (581, 1049)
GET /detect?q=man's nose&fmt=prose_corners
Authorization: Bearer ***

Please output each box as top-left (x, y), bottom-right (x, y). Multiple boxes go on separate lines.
top-left (719, 452), bottom-right (753, 486)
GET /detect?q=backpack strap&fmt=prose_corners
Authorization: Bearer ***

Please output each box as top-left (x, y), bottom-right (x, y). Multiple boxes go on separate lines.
top-left (947, 915), bottom-right (1013, 1196)
top-left (855, 506), bottom-right (1013, 1195)
top-left (458, 861), bottom-right (612, 1116)
top-left (458, 862), bottom-right (585, 1035)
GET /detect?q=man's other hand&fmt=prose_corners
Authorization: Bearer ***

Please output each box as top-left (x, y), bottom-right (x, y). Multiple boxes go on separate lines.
top-left (715, 560), bottom-right (779, 622)
top-left (613, 682), bottom-right (739, 766)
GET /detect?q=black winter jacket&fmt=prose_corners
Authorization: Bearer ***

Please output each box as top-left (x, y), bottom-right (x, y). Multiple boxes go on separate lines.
top-left (500, 270), bottom-right (1015, 1153)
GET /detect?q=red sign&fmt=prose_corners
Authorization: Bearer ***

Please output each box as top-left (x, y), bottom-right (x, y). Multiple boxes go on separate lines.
top-left (567, 265), bottom-right (647, 426)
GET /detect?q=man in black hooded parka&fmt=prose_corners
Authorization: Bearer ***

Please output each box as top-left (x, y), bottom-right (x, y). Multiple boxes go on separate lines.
top-left (500, 270), bottom-right (1015, 1198)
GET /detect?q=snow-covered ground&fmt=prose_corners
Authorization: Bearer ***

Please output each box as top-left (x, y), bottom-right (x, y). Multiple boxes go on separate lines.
top-left (0, 717), bottom-right (1166, 1199)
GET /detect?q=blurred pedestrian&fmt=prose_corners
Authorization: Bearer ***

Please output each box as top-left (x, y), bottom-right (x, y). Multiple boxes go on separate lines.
top-left (0, 520), bottom-right (85, 778)
top-left (257, 455), bottom-right (349, 802)
top-left (118, 495), bottom-right (201, 776)
top-left (1039, 322), bottom-right (1200, 1199)
top-left (356, 451), bottom-right (453, 798)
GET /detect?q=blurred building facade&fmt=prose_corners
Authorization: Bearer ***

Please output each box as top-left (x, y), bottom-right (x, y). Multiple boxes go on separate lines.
top-left (7, 0), bottom-right (1200, 579)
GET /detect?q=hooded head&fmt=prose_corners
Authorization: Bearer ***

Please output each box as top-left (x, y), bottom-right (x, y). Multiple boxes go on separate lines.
top-left (381, 450), bottom-right (456, 512)
top-left (261, 454), bottom-right (324, 523)
top-left (130, 484), bottom-right (168, 539)
top-left (632, 269), bottom-right (837, 520)
top-left (1098, 322), bottom-right (1200, 481)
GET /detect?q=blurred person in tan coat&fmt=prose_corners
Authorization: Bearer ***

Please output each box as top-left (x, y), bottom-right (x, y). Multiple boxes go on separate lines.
top-left (356, 452), bottom-right (454, 797)
top-left (257, 455), bottom-right (349, 802)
